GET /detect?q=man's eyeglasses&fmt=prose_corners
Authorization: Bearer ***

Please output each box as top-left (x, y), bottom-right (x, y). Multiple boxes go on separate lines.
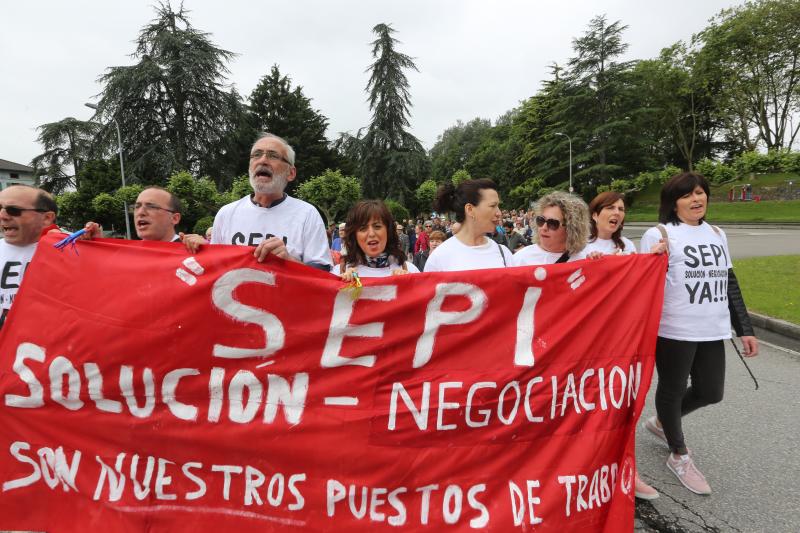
top-left (0, 204), bottom-right (49, 217)
top-left (535, 216), bottom-right (563, 230)
top-left (250, 149), bottom-right (292, 165)
top-left (131, 202), bottom-right (177, 214)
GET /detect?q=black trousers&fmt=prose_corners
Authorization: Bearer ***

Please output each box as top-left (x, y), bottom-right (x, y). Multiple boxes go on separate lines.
top-left (654, 336), bottom-right (725, 455)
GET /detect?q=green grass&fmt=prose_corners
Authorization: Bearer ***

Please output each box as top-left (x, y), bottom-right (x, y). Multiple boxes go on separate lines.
top-left (626, 199), bottom-right (800, 222)
top-left (733, 255), bottom-right (800, 324)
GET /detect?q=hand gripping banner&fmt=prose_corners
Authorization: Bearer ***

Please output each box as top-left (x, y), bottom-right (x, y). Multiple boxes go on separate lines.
top-left (0, 235), bottom-right (666, 532)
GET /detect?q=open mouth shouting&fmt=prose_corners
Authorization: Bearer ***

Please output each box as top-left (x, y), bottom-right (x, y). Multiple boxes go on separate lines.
top-left (253, 165), bottom-right (274, 180)
top-left (364, 238), bottom-right (382, 255)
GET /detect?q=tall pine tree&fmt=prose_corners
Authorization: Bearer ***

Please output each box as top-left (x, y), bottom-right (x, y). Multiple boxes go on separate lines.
top-left (355, 23), bottom-right (429, 201)
top-left (93, 2), bottom-right (240, 183)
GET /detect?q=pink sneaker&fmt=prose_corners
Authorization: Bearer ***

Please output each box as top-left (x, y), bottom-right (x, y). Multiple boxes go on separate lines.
top-left (644, 416), bottom-right (668, 446)
top-left (634, 473), bottom-right (659, 500)
top-left (667, 453), bottom-right (711, 495)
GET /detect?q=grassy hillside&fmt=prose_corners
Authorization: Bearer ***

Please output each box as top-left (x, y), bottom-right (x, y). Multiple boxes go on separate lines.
top-left (626, 172), bottom-right (800, 222)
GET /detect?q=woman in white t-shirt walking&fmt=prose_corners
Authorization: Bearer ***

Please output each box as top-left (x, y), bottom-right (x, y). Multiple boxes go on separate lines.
top-left (333, 200), bottom-right (419, 279)
top-left (583, 191), bottom-right (636, 256)
top-left (423, 179), bottom-right (512, 272)
top-left (640, 172), bottom-right (758, 495)
top-left (513, 191), bottom-right (589, 266)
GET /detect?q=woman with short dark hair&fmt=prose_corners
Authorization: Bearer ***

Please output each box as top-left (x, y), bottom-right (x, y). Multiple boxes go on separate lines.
top-left (424, 179), bottom-right (512, 271)
top-left (640, 172), bottom-right (758, 495)
top-left (333, 200), bottom-right (419, 280)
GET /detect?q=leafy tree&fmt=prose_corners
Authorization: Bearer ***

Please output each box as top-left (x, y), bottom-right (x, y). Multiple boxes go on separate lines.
top-left (295, 169), bottom-right (361, 224)
top-left (93, 2), bottom-right (239, 182)
top-left (695, 0), bottom-right (800, 151)
top-left (249, 65), bottom-right (347, 187)
top-left (508, 178), bottom-right (545, 209)
top-left (415, 179), bottom-right (438, 211)
top-left (54, 159), bottom-right (123, 229)
top-left (31, 118), bottom-right (100, 193)
top-left (451, 169), bottom-right (473, 186)
top-left (166, 171), bottom-right (220, 232)
top-left (511, 64), bottom-right (574, 187)
top-left (429, 118), bottom-right (492, 182)
top-left (352, 23), bottom-right (429, 201)
top-left (560, 15), bottom-right (639, 189)
top-left (384, 199), bottom-right (410, 223)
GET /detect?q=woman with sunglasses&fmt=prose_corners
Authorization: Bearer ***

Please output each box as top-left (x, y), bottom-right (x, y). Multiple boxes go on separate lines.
top-left (640, 172), bottom-right (758, 495)
top-left (583, 191), bottom-right (636, 256)
top-left (333, 200), bottom-right (419, 280)
top-left (423, 179), bottom-right (512, 272)
top-left (513, 191), bottom-right (589, 266)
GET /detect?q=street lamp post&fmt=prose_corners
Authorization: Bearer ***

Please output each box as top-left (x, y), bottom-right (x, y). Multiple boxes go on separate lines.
top-left (84, 102), bottom-right (131, 240)
top-left (554, 132), bottom-right (573, 193)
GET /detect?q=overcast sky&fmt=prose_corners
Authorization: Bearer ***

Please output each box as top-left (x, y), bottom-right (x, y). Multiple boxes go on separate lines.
top-left (1, 0), bottom-right (739, 167)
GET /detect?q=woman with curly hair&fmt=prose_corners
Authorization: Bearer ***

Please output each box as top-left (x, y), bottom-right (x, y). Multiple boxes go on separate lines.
top-left (513, 191), bottom-right (589, 266)
top-left (333, 200), bottom-right (419, 280)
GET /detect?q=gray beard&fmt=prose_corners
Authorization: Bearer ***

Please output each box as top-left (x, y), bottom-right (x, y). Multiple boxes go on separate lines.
top-left (249, 168), bottom-right (289, 196)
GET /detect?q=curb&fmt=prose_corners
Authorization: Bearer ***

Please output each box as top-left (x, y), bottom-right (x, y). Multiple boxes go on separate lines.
top-left (749, 312), bottom-right (800, 340)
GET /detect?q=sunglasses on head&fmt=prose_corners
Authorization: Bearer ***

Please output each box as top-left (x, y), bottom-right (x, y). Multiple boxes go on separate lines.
top-left (0, 204), bottom-right (49, 217)
top-left (535, 215), bottom-right (562, 230)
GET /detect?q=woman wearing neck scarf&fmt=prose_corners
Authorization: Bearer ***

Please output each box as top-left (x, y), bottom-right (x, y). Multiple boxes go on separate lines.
top-left (332, 200), bottom-right (419, 280)
top-left (513, 191), bottom-right (589, 266)
top-left (423, 178), bottom-right (513, 272)
top-left (583, 191), bottom-right (636, 256)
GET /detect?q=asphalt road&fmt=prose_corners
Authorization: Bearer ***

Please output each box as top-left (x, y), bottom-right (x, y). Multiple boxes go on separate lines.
top-left (624, 224), bottom-right (800, 259)
top-left (634, 339), bottom-right (800, 532)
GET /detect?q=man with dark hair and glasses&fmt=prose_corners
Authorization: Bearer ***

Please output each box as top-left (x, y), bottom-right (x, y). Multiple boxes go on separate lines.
top-left (209, 132), bottom-right (332, 270)
top-left (131, 186), bottom-right (182, 242)
top-left (84, 186), bottom-right (185, 244)
top-left (0, 185), bottom-right (59, 328)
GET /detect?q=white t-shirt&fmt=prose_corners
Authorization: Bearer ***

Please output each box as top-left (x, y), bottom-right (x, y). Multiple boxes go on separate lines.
top-left (211, 195), bottom-right (332, 268)
top-left (0, 240), bottom-right (38, 323)
top-left (640, 222), bottom-right (732, 341)
top-left (581, 236), bottom-right (636, 256)
top-left (331, 260), bottom-right (420, 278)
top-left (512, 244), bottom-right (580, 266)
top-left (423, 236), bottom-right (512, 272)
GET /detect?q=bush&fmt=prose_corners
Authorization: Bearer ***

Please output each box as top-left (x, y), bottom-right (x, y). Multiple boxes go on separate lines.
top-left (385, 199), bottom-right (410, 224)
top-left (779, 151), bottom-right (800, 173)
top-left (193, 215), bottom-right (214, 235)
top-left (451, 169), bottom-right (472, 186)
top-left (609, 179), bottom-right (631, 192)
top-left (734, 151), bottom-right (780, 175)
top-left (632, 171), bottom-right (660, 190)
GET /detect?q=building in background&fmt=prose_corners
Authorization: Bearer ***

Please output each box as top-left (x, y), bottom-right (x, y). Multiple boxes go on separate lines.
top-left (0, 159), bottom-right (36, 189)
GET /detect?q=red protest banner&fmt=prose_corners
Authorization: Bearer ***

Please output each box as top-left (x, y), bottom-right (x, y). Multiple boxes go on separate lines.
top-left (0, 235), bottom-right (666, 532)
